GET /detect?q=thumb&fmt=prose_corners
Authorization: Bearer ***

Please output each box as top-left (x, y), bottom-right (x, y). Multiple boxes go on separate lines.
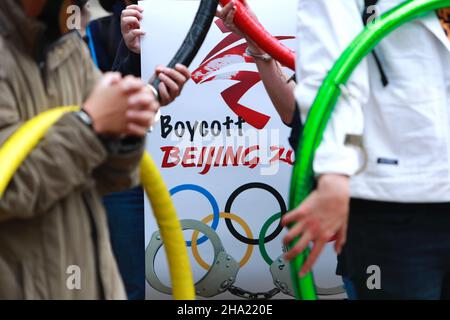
top-left (101, 72), bottom-right (122, 86)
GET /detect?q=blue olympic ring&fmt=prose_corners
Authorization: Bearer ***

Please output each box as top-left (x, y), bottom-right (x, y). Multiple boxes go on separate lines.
top-left (170, 184), bottom-right (220, 246)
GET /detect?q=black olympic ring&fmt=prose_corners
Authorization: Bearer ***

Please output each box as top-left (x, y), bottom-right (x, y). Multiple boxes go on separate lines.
top-left (224, 182), bottom-right (287, 245)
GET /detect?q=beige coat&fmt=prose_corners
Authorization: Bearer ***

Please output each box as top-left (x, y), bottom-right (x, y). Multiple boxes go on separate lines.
top-left (0, 0), bottom-right (143, 299)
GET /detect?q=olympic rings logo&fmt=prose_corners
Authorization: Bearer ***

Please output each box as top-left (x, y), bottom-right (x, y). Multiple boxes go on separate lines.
top-left (148, 182), bottom-right (345, 298)
top-left (169, 182), bottom-right (286, 268)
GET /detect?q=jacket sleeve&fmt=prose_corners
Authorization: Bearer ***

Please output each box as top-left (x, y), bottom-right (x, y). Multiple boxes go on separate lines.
top-left (295, 0), bottom-right (369, 176)
top-left (92, 137), bottom-right (144, 196)
top-left (111, 39), bottom-right (141, 77)
top-left (0, 77), bottom-right (109, 222)
top-left (79, 41), bottom-right (145, 195)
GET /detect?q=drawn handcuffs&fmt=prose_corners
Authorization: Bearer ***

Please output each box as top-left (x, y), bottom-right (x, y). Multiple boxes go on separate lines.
top-left (146, 219), bottom-right (345, 298)
top-left (146, 219), bottom-right (239, 298)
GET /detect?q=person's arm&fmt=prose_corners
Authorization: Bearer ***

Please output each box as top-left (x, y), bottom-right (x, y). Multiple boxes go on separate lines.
top-left (0, 42), bottom-right (158, 222)
top-left (282, 0), bottom-right (370, 275)
top-left (78, 42), bottom-right (155, 195)
top-left (217, 1), bottom-right (296, 125)
top-left (111, 4), bottom-right (145, 77)
top-left (115, 4), bottom-right (192, 107)
top-left (0, 77), bottom-right (108, 222)
top-left (248, 43), bottom-right (297, 125)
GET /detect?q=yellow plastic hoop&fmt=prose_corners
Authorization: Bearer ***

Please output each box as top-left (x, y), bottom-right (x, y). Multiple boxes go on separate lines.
top-left (0, 107), bottom-right (195, 300)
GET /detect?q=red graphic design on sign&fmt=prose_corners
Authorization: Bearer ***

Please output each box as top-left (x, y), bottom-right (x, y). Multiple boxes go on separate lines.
top-left (192, 19), bottom-right (295, 130)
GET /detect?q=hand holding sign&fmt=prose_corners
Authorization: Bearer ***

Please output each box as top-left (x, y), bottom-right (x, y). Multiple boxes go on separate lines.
top-left (218, 0), bottom-right (296, 70)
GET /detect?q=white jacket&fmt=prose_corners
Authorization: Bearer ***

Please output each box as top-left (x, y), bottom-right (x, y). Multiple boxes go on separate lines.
top-left (295, 0), bottom-right (450, 203)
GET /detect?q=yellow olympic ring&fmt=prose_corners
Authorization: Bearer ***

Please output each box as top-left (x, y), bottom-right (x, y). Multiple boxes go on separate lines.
top-left (191, 212), bottom-right (254, 270)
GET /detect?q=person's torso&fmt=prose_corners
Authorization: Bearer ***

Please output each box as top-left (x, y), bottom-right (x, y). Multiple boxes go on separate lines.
top-left (0, 2), bottom-right (124, 299)
top-left (351, 0), bottom-right (450, 202)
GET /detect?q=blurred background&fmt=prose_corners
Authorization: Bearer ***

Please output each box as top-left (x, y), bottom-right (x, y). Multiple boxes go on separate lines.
top-left (89, 0), bottom-right (109, 19)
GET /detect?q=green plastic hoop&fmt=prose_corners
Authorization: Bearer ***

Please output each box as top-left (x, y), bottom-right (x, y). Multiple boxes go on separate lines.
top-left (288, 0), bottom-right (450, 300)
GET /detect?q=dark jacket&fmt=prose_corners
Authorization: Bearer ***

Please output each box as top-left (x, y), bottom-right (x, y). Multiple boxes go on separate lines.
top-left (86, 3), bottom-right (125, 72)
top-left (112, 39), bottom-right (141, 77)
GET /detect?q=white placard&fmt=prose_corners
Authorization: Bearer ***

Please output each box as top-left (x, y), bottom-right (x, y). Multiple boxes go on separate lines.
top-left (141, 0), bottom-right (344, 300)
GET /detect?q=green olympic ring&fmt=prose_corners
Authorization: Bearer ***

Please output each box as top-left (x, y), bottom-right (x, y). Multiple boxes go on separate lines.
top-left (287, 0), bottom-right (450, 300)
top-left (258, 212), bottom-right (282, 266)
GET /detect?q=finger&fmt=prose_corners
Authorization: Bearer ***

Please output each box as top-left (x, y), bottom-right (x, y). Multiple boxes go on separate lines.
top-left (158, 82), bottom-right (172, 106)
top-left (225, 5), bottom-right (236, 27)
top-left (155, 64), bottom-right (164, 74)
top-left (175, 64), bottom-right (191, 81)
top-left (284, 230), bottom-right (313, 261)
top-left (160, 67), bottom-right (188, 87)
top-left (126, 110), bottom-right (154, 128)
top-left (159, 72), bottom-right (180, 97)
top-left (282, 192), bottom-right (317, 226)
top-left (299, 240), bottom-right (327, 277)
top-left (101, 72), bottom-right (122, 86)
top-left (121, 76), bottom-right (145, 94)
top-left (217, 1), bottom-right (234, 18)
top-left (148, 99), bottom-right (160, 114)
top-left (335, 224), bottom-right (348, 255)
top-left (130, 29), bottom-right (146, 37)
top-left (282, 220), bottom-right (307, 246)
top-left (229, 4), bottom-right (237, 22)
top-left (122, 9), bottom-right (143, 20)
top-left (128, 92), bottom-right (157, 110)
top-left (122, 16), bottom-right (140, 29)
top-left (134, 88), bottom-right (161, 112)
top-left (131, 29), bottom-right (146, 36)
top-left (141, 88), bottom-right (160, 112)
top-left (122, 18), bottom-right (141, 32)
top-left (126, 123), bottom-right (148, 137)
top-left (281, 206), bottom-right (307, 227)
top-left (125, 5), bottom-right (144, 12)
